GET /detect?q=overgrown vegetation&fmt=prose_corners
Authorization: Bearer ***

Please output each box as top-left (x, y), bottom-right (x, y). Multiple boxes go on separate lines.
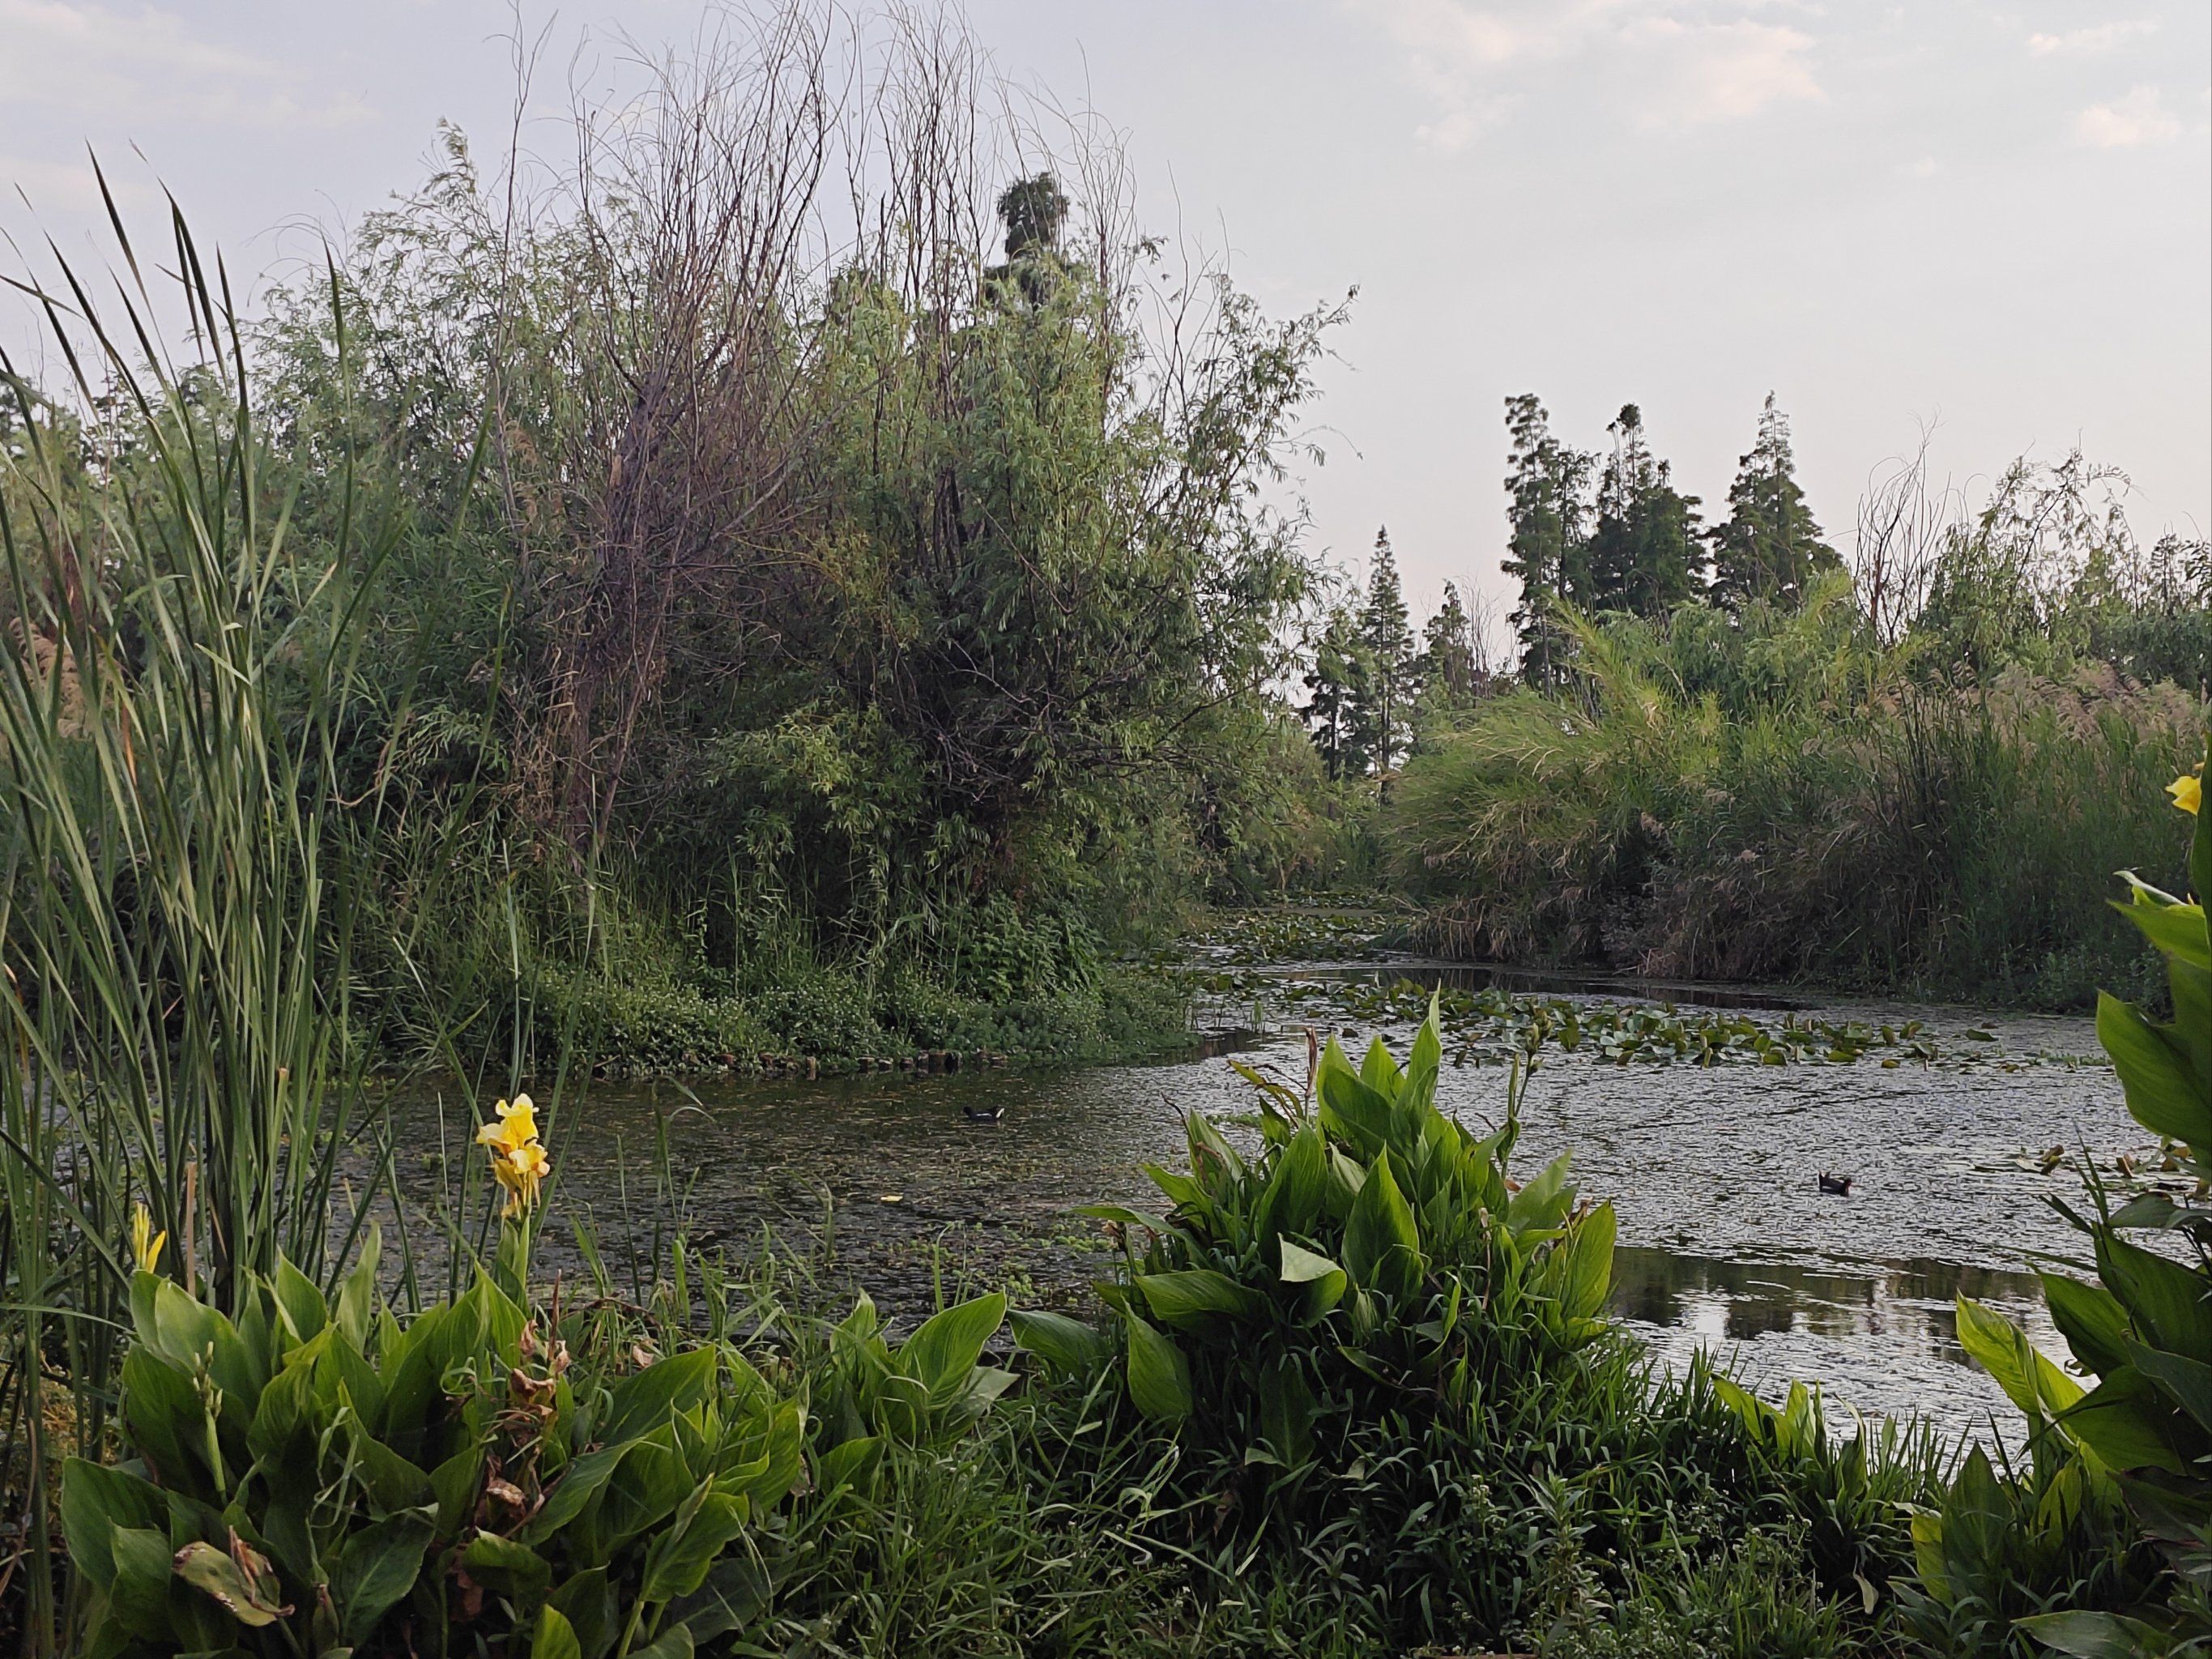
top-left (1365, 399), bottom-right (2210, 1009)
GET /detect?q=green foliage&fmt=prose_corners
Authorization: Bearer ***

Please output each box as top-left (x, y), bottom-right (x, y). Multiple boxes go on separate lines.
top-left (1013, 1004), bottom-right (1937, 1651)
top-left (64, 1238), bottom-right (791, 1658)
top-left (1920, 746), bottom-right (2212, 1654)
top-left (1711, 393), bottom-right (1839, 609)
top-left (1390, 591), bottom-right (2201, 1006)
top-left (58, 1217), bottom-right (1025, 1659)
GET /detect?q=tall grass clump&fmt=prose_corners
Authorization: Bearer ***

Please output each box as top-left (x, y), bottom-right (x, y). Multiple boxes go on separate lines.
top-left (1391, 580), bottom-right (2204, 1005)
top-left (0, 195), bottom-right (399, 1653)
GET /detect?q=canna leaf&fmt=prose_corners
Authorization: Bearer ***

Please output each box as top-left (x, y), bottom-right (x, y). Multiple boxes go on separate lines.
top-left (531, 1603), bottom-right (584, 1659)
top-left (896, 1292), bottom-right (1007, 1409)
top-left (1136, 1269), bottom-right (1265, 1330)
top-left (600, 1346), bottom-right (718, 1445)
top-left (332, 1509), bottom-right (436, 1644)
top-left (1955, 1296), bottom-right (2083, 1418)
top-left (1010, 1309), bottom-right (1113, 1373)
top-left (59, 1461), bottom-right (167, 1591)
top-left (2096, 992), bottom-right (2212, 1149)
top-left (1342, 1150), bottom-right (1423, 1303)
top-left (1122, 1311), bottom-right (1193, 1426)
top-left (2095, 1230), bottom-right (2212, 1365)
top-left (1561, 1201), bottom-right (1616, 1321)
top-left (2042, 1273), bottom-right (2130, 1378)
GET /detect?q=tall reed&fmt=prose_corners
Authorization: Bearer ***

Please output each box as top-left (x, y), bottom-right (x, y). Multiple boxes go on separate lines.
top-left (0, 189), bottom-right (397, 1654)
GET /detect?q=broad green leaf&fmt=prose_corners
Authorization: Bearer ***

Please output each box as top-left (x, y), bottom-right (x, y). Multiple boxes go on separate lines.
top-left (547, 1567), bottom-right (617, 1659)
top-left (60, 1461), bottom-right (167, 1590)
top-left (110, 1523), bottom-right (179, 1640)
top-left (430, 1445), bottom-right (486, 1540)
top-left (1562, 1201), bottom-right (1616, 1320)
top-left (458, 1530), bottom-right (552, 1601)
top-left (1342, 1150), bottom-right (1423, 1303)
top-left (630, 1622), bottom-right (694, 1659)
top-left (1257, 1123), bottom-right (1328, 1243)
top-left (2113, 885), bottom-right (2210, 971)
top-left (271, 1256), bottom-right (327, 1346)
top-left (2097, 992), bottom-right (2212, 1148)
top-left (2126, 1340), bottom-right (2212, 1435)
top-left (1276, 1238), bottom-right (1347, 1321)
top-left (344, 1422), bottom-right (431, 1516)
top-left (2016, 1609), bottom-right (2181, 1657)
top-left (1955, 1296), bottom-right (2082, 1418)
top-left (2095, 1230), bottom-right (2212, 1364)
top-left (1507, 1151), bottom-right (1575, 1238)
top-left (333, 1509), bottom-right (436, 1643)
top-left (600, 1347), bottom-right (718, 1445)
top-left (1122, 1312), bottom-right (1193, 1426)
top-left (1256, 1356), bottom-right (1315, 1469)
top-left (1316, 1038), bottom-right (1394, 1157)
top-left (1276, 1239), bottom-right (1342, 1284)
top-left (1185, 1113), bottom-right (1247, 1195)
top-left (119, 1347), bottom-right (200, 1491)
top-left (335, 1227), bottom-right (381, 1353)
top-left (897, 1292), bottom-right (1006, 1407)
top-left (592, 1436), bottom-right (690, 1557)
top-left (813, 1435), bottom-right (882, 1497)
top-left (531, 1603), bottom-right (584, 1659)
top-left (1135, 1269), bottom-right (1264, 1331)
top-left (2043, 1273), bottom-right (2129, 1376)
top-left (2060, 1370), bottom-right (2185, 1473)
top-left (174, 1538), bottom-right (290, 1627)
top-left (641, 1485), bottom-right (749, 1605)
top-left (1008, 1309), bottom-right (1113, 1374)
top-left (1357, 1034), bottom-right (1401, 1098)
top-left (1323, 1145), bottom-right (1367, 1224)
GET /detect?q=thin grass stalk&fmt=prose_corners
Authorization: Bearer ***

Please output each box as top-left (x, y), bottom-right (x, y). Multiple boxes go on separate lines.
top-left (0, 190), bottom-right (403, 1655)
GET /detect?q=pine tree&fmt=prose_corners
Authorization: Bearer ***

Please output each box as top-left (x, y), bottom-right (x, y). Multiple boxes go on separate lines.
top-left (1586, 403), bottom-right (1703, 617)
top-left (1301, 607), bottom-right (1375, 780)
top-left (1501, 394), bottom-right (1592, 687)
top-left (1359, 528), bottom-right (1417, 779)
top-left (1421, 582), bottom-right (1479, 704)
top-left (1711, 394), bottom-right (1838, 608)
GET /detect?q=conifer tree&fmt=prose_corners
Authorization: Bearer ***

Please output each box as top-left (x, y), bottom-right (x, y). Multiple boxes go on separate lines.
top-left (1421, 581), bottom-right (1479, 705)
top-left (1586, 403), bottom-right (1703, 616)
top-left (1501, 394), bottom-right (1592, 686)
top-left (1359, 527), bottom-right (1417, 778)
top-left (1711, 393), bottom-right (1837, 608)
top-left (1301, 607), bottom-right (1375, 780)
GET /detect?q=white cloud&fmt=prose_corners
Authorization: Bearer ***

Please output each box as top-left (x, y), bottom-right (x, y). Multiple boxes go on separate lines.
top-left (2027, 21), bottom-right (2155, 57)
top-left (2073, 86), bottom-right (2180, 147)
top-left (0, 1), bottom-right (371, 130)
top-left (1350, 0), bottom-right (1824, 146)
top-left (1898, 155), bottom-right (1937, 178)
top-left (1625, 17), bottom-right (1822, 130)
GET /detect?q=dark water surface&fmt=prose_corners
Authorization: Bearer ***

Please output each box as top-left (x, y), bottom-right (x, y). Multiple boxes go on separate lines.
top-left (398, 985), bottom-right (2130, 1442)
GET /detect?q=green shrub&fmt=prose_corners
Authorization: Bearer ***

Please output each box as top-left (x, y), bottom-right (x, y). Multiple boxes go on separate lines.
top-left (1012, 1004), bottom-right (1934, 1650)
top-left (1921, 740), bottom-right (2211, 1654)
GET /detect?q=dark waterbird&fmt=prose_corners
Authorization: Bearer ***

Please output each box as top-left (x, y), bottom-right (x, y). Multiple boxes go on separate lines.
top-left (963, 1104), bottom-right (1006, 1124)
top-left (1818, 1171), bottom-right (1854, 1196)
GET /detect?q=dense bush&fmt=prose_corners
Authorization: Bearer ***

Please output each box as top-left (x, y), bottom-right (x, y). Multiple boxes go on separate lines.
top-left (1009, 1004), bottom-right (1943, 1652)
top-left (1391, 584), bottom-right (2203, 1006)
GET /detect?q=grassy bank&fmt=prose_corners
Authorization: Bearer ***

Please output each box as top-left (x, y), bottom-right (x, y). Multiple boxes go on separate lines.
top-left (1389, 586), bottom-right (2204, 1010)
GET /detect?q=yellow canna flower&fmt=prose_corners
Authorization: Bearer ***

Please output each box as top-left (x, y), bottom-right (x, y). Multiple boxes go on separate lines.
top-left (475, 1093), bottom-right (539, 1155)
top-left (130, 1203), bottom-right (166, 1275)
top-left (492, 1138), bottom-right (552, 1217)
top-left (480, 1094), bottom-right (549, 1217)
top-left (2172, 766), bottom-right (2203, 817)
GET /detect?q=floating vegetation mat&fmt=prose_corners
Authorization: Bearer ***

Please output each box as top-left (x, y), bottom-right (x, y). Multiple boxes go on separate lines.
top-left (1179, 970), bottom-right (2099, 1071)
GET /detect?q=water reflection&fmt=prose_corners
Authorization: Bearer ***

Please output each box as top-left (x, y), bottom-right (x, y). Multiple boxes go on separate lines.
top-left (1613, 1245), bottom-right (2066, 1434)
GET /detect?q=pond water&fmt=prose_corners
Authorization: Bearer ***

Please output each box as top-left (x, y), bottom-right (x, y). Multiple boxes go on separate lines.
top-left (396, 965), bottom-right (2139, 1445)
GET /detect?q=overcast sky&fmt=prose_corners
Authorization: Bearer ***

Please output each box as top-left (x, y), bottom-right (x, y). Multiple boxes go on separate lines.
top-left (3, 0), bottom-right (2206, 619)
